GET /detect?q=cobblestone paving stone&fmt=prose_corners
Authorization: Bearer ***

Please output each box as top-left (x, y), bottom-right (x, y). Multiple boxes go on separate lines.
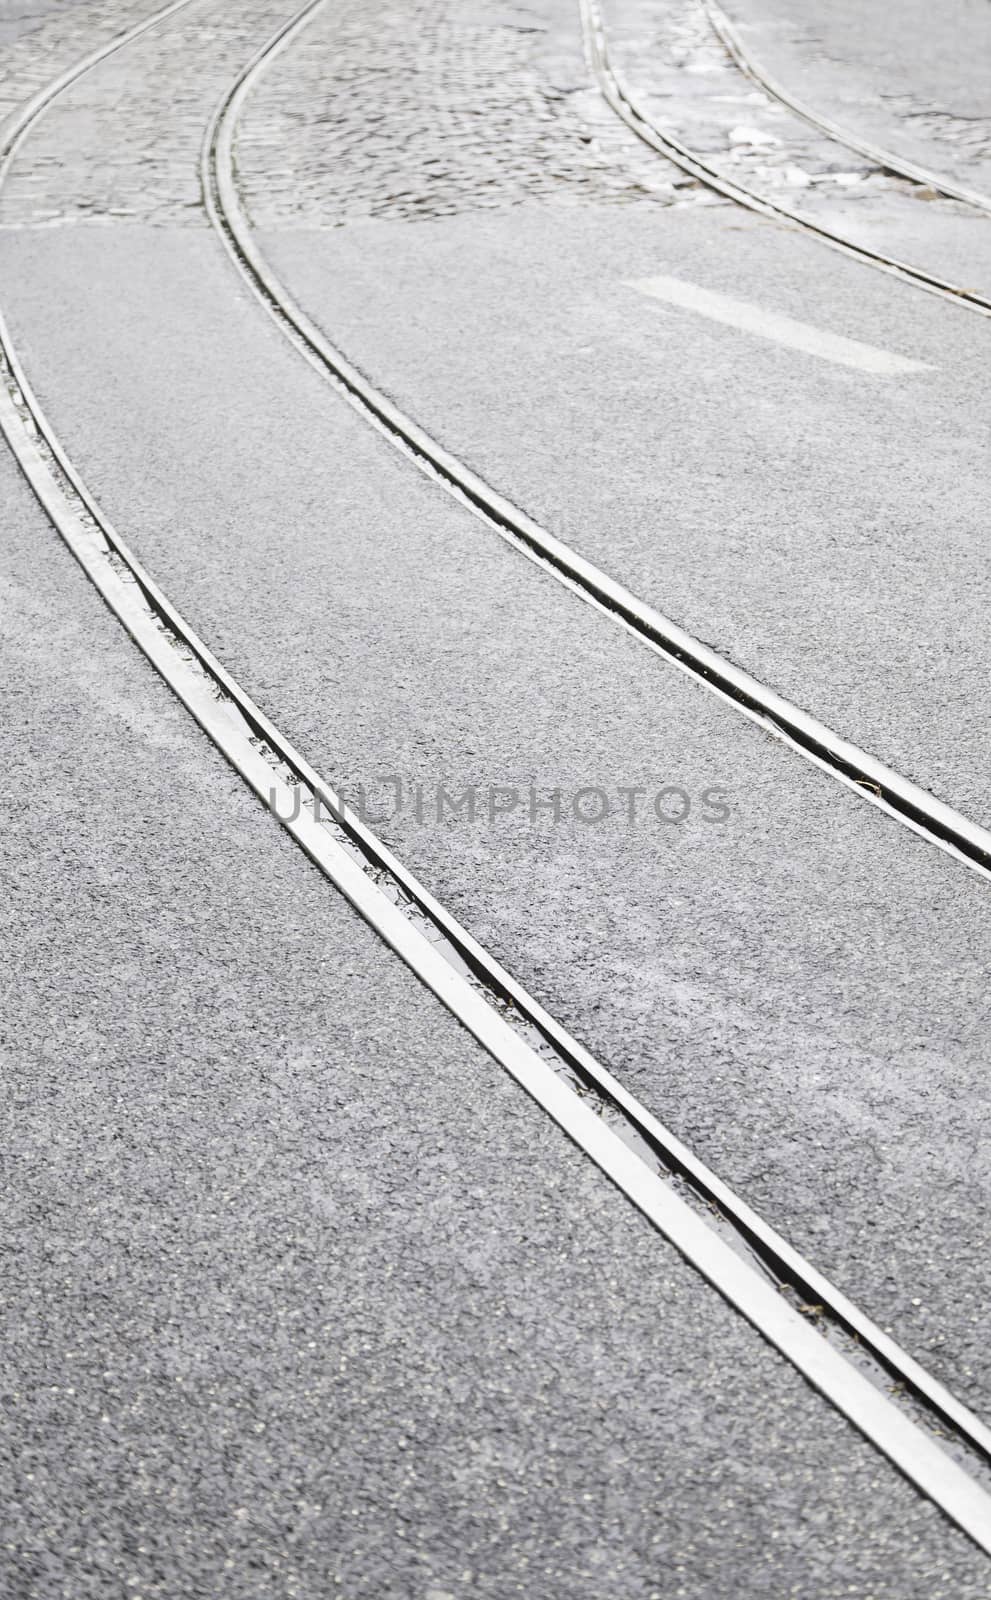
top-left (236, 0), bottom-right (719, 229)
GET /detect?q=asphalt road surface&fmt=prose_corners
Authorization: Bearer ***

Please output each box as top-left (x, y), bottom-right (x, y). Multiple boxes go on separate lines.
top-left (3, 0), bottom-right (991, 1594)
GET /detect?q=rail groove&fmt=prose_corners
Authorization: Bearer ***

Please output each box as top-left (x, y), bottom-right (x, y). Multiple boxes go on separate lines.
top-left (4, 0), bottom-right (991, 1553)
top-left (702, 0), bottom-right (991, 217)
top-left (581, 0), bottom-right (991, 319)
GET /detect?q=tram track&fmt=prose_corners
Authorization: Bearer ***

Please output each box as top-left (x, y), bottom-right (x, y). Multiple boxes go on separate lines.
top-left (581, 0), bottom-right (991, 319)
top-left (701, 0), bottom-right (991, 218)
top-left (4, 0), bottom-right (991, 1553)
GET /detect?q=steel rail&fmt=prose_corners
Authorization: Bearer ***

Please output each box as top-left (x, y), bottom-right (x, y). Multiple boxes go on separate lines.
top-left (581, 0), bottom-right (991, 318)
top-left (3, 0), bottom-right (991, 1552)
top-left (197, 0), bottom-right (991, 893)
top-left (702, 0), bottom-right (991, 217)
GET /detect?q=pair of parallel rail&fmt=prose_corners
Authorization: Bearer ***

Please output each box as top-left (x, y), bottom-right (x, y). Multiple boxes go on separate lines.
top-left (4, 0), bottom-right (991, 1553)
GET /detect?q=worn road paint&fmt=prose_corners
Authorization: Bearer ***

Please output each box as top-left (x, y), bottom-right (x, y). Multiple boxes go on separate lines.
top-left (628, 274), bottom-right (932, 373)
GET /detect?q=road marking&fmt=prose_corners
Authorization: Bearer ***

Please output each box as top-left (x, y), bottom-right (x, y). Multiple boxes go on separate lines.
top-left (627, 274), bottom-right (932, 373)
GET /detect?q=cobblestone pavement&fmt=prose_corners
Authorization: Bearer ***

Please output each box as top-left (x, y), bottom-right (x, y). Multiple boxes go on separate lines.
top-left (236, 0), bottom-right (718, 228)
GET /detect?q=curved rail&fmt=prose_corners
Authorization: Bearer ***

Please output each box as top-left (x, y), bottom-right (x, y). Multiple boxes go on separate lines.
top-left (702, 0), bottom-right (991, 217)
top-left (5, 0), bottom-right (991, 1552)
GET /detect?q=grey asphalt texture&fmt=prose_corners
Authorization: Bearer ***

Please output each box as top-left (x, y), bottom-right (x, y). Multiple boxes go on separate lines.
top-left (3, 0), bottom-right (991, 1590)
top-left (18, 216), bottom-right (991, 1404)
top-left (7, 440), bottom-right (989, 1597)
top-left (256, 200), bottom-right (991, 823)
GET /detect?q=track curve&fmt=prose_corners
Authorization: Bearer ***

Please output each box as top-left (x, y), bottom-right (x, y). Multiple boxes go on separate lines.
top-left (581, 0), bottom-right (991, 318)
top-left (5, 0), bottom-right (991, 1552)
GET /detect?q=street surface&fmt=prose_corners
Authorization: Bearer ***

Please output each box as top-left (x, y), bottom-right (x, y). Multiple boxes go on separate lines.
top-left (3, 0), bottom-right (991, 1594)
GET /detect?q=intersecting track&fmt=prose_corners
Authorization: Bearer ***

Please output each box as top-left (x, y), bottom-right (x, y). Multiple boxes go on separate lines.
top-left (581, 0), bottom-right (991, 317)
top-left (701, 0), bottom-right (991, 216)
top-left (5, 0), bottom-right (991, 1554)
